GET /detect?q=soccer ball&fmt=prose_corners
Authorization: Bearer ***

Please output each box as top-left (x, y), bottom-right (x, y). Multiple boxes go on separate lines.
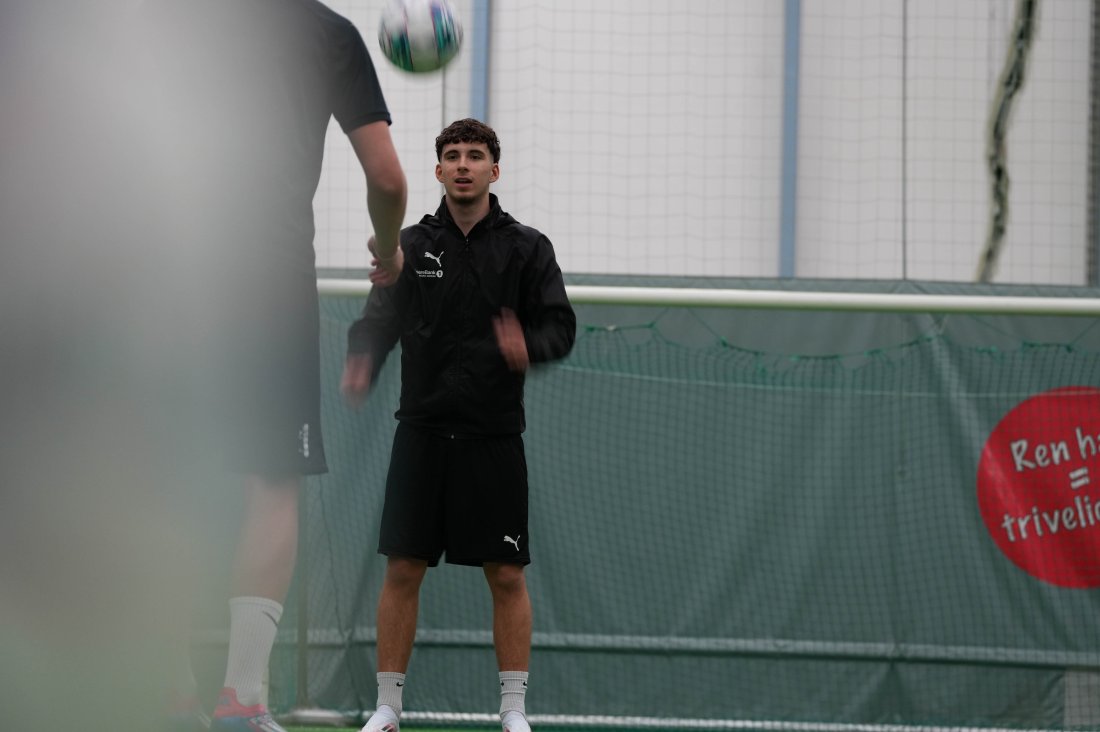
top-left (378, 0), bottom-right (463, 73)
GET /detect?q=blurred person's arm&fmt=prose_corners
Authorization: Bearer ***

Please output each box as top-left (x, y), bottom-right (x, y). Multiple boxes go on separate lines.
top-left (349, 120), bottom-right (406, 284)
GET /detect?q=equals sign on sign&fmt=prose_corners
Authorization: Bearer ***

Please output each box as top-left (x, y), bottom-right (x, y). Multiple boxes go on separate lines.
top-left (1069, 467), bottom-right (1090, 490)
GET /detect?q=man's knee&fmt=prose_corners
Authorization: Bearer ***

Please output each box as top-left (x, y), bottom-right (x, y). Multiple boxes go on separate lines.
top-left (384, 556), bottom-right (429, 592)
top-left (484, 562), bottom-right (527, 597)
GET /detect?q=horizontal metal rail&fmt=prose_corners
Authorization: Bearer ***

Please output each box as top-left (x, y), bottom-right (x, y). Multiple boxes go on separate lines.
top-left (317, 279), bottom-right (1100, 316)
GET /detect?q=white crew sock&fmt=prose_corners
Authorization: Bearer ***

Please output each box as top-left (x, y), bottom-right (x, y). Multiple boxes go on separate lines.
top-left (376, 671), bottom-right (406, 715)
top-left (499, 671), bottom-right (529, 718)
top-left (222, 596), bottom-right (283, 706)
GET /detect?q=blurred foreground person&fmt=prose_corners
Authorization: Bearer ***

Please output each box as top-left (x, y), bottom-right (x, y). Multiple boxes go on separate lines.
top-left (138, 1), bottom-right (408, 729)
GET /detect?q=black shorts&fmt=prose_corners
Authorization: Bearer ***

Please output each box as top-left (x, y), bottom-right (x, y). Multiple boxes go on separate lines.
top-left (379, 422), bottom-right (529, 566)
top-left (214, 284), bottom-right (328, 477)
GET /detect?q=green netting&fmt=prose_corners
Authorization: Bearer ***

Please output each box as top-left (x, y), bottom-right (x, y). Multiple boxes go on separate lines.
top-left (262, 278), bottom-right (1100, 730)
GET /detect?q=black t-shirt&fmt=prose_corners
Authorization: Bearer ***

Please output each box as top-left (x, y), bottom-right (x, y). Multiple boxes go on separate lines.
top-left (141, 0), bottom-right (390, 282)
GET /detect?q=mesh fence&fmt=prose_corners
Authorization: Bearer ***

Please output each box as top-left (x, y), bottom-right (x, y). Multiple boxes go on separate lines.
top-left (258, 278), bottom-right (1100, 730)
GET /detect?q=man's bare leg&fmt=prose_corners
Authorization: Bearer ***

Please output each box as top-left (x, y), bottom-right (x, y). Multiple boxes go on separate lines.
top-left (220, 474), bottom-right (300, 708)
top-left (485, 562), bottom-right (531, 732)
top-left (361, 556), bottom-right (429, 732)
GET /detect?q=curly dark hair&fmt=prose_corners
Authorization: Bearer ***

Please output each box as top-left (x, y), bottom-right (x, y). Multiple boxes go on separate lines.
top-left (435, 118), bottom-right (501, 162)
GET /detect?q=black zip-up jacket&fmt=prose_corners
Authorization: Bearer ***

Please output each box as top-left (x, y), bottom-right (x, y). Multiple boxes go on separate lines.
top-left (347, 195), bottom-right (576, 436)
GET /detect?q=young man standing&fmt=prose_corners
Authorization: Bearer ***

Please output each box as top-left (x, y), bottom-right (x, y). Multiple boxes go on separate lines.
top-left (140, 2), bottom-right (407, 731)
top-left (342, 118), bottom-right (576, 732)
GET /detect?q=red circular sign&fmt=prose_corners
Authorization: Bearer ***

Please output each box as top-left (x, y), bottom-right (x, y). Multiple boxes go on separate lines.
top-left (977, 386), bottom-right (1100, 588)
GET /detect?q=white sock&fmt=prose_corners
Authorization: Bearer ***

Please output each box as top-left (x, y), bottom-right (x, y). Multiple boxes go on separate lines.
top-left (376, 672), bottom-right (406, 715)
top-left (222, 596), bottom-right (283, 706)
top-left (499, 671), bottom-right (529, 718)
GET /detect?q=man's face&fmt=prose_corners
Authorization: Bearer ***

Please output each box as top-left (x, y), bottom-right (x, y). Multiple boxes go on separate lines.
top-left (436, 141), bottom-right (498, 204)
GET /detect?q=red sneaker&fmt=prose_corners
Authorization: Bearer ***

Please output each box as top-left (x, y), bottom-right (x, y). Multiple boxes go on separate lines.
top-left (209, 687), bottom-right (285, 732)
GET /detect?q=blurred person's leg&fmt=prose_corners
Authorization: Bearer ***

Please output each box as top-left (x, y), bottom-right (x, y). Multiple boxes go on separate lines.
top-left (210, 475), bottom-right (300, 732)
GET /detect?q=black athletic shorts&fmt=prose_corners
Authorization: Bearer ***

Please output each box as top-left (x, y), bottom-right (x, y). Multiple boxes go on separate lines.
top-left (378, 422), bottom-right (530, 566)
top-left (214, 278), bottom-right (328, 477)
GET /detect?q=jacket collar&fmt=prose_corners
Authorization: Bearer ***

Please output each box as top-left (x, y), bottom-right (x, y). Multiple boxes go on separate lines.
top-left (431, 193), bottom-right (506, 235)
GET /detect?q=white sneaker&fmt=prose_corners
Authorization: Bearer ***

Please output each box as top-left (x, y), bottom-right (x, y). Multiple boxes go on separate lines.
top-left (360, 705), bottom-right (399, 732)
top-left (501, 710), bottom-right (531, 732)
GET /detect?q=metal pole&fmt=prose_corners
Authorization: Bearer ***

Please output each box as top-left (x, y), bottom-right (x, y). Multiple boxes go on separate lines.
top-left (295, 489), bottom-right (309, 709)
top-left (779, 0), bottom-right (802, 278)
top-left (283, 485), bottom-right (348, 726)
top-left (470, 0), bottom-right (492, 122)
top-left (1089, 0), bottom-right (1100, 284)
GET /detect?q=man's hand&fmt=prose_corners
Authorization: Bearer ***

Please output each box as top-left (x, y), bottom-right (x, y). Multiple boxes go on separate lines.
top-left (368, 235), bottom-right (403, 287)
top-left (341, 353), bottom-right (375, 409)
top-left (493, 308), bottom-right (529, 373)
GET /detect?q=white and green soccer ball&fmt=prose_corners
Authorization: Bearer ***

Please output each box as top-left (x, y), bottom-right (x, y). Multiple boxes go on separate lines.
top-left (378, 0), bottom-right (463, 73)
